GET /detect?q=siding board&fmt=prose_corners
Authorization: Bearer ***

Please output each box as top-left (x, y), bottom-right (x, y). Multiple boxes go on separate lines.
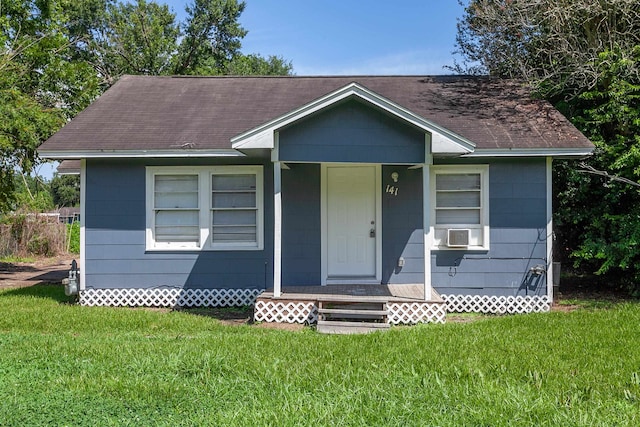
top-left (279, 100), bottom-right (425, 164)
top-left (281, 164), bottom-right (321, 285)
top-left (382, 166), bottom-right (425, 284)
top-left (84, 159), bottom-right (274, 290)
top-left (431, 158), bottom-right (549, 297)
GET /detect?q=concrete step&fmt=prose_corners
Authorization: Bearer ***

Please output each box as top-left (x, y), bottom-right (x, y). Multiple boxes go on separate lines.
top-left (317, 320), bottom-right (391, 334)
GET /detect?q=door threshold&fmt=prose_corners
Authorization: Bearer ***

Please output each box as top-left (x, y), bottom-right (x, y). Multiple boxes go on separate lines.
top-left (325, 278), bottom-right (380, 285)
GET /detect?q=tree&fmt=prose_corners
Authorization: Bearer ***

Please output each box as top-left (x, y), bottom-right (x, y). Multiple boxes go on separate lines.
top-left (452, 0), bottom-right (640, 98)
top-left (102, 0), bottom-right (179, 77)
top-left (1, 0), bottom-right (292, 213)
top-left (62, 0), bottom-right (291, 85)
top-left (12, 173), bottom-right (54, 212)
top-left (50, 174), bottom-right (80, 207)
top-left (174, 0), bottom-right (247, 74)
top-left (224, 53), bottom-right (293, 76)
top-left (453, 0), bottom-right (640, 293)
top-left (1, 0), bottom-right (98, 212)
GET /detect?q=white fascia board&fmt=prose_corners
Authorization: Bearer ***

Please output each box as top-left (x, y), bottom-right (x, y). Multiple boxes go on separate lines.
top-left (463, 148), bottom-right (594, 158)
top-left (231, 82), bottom-right (476, 154)
top-left (39, 149), bottom-right (245, 159)
top-left (431, 131), bottom-right (471, 154)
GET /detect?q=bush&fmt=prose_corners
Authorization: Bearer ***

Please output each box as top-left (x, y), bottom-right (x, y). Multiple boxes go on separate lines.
top-left (0, 209), bottom-right (66, 257)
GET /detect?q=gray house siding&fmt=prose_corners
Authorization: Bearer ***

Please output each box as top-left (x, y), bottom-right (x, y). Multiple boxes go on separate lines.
top-left (82, 156), bottom-right (547, 296)
top-left (279, 164), bottom-right (426, 286)
top-left (382, 166), bottom-right (424, 284)
top-left (431, 158), bottom-right (549, 297)
top-left (278, 99), bottom-right (425, 164)
top-left (84, 158), bottom-right (274, 290)
top-left (281, 164), bottom-right (321, 285)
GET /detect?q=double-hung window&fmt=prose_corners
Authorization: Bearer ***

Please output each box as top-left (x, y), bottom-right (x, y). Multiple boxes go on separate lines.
top-left (431, 165), bottom-right (489, 250)
top-left (146, 166), bottom-right (263, 251)
top-left (211, 173), bottom-right (259, 248)
top-left (153, 174), bottom-right (200, 247)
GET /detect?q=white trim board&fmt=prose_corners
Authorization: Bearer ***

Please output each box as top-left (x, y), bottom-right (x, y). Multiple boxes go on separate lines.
top-left (232, 82), bottom-right (475, 155)
top-left (464, 148), bottom-right (593, 158)
top-left (423, 134), bottom-right (433, 301)
top-left (79, 159), bottom-right (86, 291)
top-left (546, 157), bottom-right (554, 304)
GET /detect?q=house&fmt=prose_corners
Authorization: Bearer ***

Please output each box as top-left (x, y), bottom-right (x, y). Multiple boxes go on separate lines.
top-left (39, 75), bottom-right (593, 325)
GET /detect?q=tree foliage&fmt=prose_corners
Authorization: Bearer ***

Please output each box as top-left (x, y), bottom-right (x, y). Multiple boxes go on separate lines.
top-left (1, 0), bottom-right (292, 214)
top-left (453, 0), bottom-right (640, 98)
top-left (50, 174), bottom-right (80, 207)
top-left (454, 0), bottom-right (640, 293)
top-left (12, 173), bottom-right (54, 212)
top-left (1, 0), bottom-right (97, 211)
top-left (67, 0), bottom-right (292, 85)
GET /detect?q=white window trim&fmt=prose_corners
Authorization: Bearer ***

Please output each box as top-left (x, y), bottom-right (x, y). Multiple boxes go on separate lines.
top-left (430, 165), bottom-right (490, 251)
top-left (146, 165), bottom-right (264, 251)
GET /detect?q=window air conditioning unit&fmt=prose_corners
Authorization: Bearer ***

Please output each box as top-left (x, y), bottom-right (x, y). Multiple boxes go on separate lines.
top-left (447, 229), bottom-right (470, 248)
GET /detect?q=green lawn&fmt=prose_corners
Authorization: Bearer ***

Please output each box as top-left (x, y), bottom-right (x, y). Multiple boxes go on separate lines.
top-left (1, 285), bottom-right (639, 426)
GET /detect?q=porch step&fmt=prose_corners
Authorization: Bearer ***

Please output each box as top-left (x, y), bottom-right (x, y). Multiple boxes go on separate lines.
top-left (318, 308), bottom-right (388, 317)
top-left (317, 320), bottom-right (391, 334)
top-left (317, 301), bottom-right (389, 334)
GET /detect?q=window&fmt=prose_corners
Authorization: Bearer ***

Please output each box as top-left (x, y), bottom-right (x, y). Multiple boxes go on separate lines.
top-left (211, 173), bottom-right (258, 247)
top-left (431, 165), bottom-right (489, 250)
top-left (146, 166), bottom-right (263, 251)
top-left (154, 174), bottom-right (200, 245)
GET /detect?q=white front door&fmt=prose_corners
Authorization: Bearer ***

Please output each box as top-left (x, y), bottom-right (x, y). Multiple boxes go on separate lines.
top-left (325, 165), bottom-right (378, 281)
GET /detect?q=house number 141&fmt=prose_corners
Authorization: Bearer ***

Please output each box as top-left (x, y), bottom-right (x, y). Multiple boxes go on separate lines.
top-left (386, 185), bottom-right (398, 196)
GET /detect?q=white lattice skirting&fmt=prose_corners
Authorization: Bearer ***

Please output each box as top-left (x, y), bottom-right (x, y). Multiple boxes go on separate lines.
top-left (254, 301), bottom-right (318, 324)
top-left (254, 301), bottom-right (446, 325)
top-left (442, 294), bottom-right (550, 314)
top-left (388, 302), bottom-right (447, 324)
top-left (79, 288), bottom-right (263, 307)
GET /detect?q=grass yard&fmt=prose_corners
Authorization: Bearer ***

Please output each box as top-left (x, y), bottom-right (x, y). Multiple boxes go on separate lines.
top-left (1, 285), bottom-right (639, 426)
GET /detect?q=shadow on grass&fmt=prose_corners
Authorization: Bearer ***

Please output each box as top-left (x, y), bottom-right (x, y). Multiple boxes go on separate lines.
top-left (0, 262), bottom-right (39, 273)
top-left (0, 283), bottom-right (76, 304)
top-left (173, 306), bottom-right (255, 325)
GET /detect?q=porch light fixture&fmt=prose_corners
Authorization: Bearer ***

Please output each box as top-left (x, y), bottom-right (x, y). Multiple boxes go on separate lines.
top-left (391, 172), bottom-right (399, 182)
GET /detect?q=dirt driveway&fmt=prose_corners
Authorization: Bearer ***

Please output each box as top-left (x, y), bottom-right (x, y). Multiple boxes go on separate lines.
top-left (0, 258), bottom-right (72, 289)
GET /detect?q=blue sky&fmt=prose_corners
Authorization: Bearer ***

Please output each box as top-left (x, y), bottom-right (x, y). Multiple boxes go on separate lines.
top-left (39, 1), bottom-right (465, 179)
top-left (167, 0), bottom-right (465, 75)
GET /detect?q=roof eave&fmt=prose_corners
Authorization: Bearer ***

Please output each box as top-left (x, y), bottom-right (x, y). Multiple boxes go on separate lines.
top-left (39, 149), bottom-right (246, 160)
top-left (462, 148), bottom-right (594, 158)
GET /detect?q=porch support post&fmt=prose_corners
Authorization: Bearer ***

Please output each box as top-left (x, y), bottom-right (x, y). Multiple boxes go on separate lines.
top-left (423, 134), bottom-right (433, 301)
top-left (546, 156), bottom-right (553, 304)
top-left (80, 158), bottom-right (86, 291)
top-left (272, 131), bottom-right (283, 297)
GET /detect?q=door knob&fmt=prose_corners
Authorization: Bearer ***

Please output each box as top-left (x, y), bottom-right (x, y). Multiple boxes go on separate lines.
top-left (370, 228), bottom-right (376, 238)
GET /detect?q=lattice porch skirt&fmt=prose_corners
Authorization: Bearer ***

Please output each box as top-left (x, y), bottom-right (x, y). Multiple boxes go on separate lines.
top-left (78, 288), bottom-right (550, 324)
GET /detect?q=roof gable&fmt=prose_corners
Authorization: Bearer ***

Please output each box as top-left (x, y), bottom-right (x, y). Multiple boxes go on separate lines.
top-left (231, 82), bottom-right (474, 155)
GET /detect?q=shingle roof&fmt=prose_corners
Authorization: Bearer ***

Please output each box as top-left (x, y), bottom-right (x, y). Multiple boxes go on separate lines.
top-left (56, 160), bottom-right (80, 174)
top-left (39, 75), bottom-right (593, 154)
